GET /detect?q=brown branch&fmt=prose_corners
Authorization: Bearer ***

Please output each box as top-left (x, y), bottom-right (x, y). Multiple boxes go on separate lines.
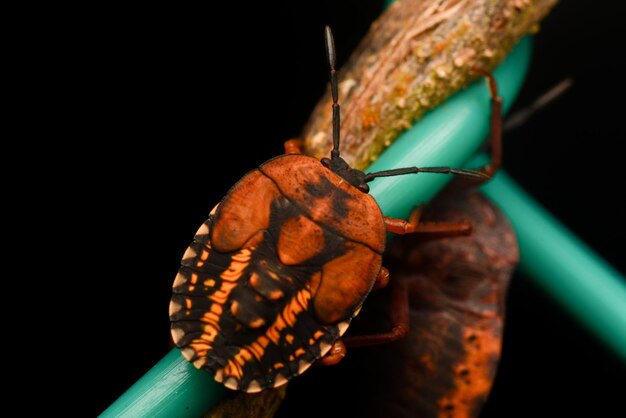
top-left (303, 0), bottom-right (558, 169)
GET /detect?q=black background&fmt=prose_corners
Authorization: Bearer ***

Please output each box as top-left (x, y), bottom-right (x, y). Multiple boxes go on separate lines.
top-left (49, 1), bottom-right (625, 416)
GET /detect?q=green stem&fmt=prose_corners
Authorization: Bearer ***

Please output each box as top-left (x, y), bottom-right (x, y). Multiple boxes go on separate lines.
top-left (99, 350), bottom-right (225, 418)
top-left (482, 172), bottom-right (626, 363)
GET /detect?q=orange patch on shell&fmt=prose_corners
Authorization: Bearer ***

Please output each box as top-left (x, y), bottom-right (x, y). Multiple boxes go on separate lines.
top-left (277, 215), bottom-right (325, 265)
top-left (210, 170), bottom-right (281, 252)
top-left (313, 241), bottom-right (382, 324)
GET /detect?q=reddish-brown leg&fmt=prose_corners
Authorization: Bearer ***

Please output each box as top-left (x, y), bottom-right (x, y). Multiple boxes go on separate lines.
top-left (318, 266), bottom-right (391, 366)
top-left (318, 278), bottom-right (409, 365)
top-left (343, 279), bottom-right (410, 348)
top-left (283, 138), bottom-right (304, 154)
top-left (384, 205), bottom-right (472, 236)
top-left (317, 338), bottom-right (346, 366)
top-left (380, 71), bottom-right (501, 237)
top-left (372, 266), bottom-right (390, 290)
top-left (472, 67), bottom-right (503, 181)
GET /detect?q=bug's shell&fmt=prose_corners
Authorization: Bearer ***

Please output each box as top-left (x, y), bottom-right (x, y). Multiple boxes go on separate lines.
top-left (170, 154), bottom-right (386, 392)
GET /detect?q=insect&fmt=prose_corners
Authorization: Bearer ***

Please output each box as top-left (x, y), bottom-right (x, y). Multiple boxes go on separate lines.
top-left (169, 27), bottom-right (502, 393)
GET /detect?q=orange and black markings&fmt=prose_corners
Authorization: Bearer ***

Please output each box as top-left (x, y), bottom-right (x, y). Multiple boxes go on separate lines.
top-left (170, 154), bottom-right (385, 392)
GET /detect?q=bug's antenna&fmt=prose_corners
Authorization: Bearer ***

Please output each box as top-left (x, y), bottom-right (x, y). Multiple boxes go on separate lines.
top-left (325, 26), bottom-right (341, 160)
top-left (363, 166), bottom-right (490, 182)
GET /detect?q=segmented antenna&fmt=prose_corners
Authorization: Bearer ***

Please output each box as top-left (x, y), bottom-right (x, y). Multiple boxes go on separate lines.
top-left (325, 26), bottom-right (341, 160)
top-left (363, 166), bottom-right (489, 182)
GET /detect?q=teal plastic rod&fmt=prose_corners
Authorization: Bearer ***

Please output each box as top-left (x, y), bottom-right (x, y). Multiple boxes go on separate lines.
top-left (99, 349), bottom-right (226, 417)
top-left (101, 37), bottom-right (532, 417)
top-left (481, 172), bottom-right (626, 363)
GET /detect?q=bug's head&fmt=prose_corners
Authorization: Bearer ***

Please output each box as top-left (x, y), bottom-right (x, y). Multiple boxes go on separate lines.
top-left (321, 154), bottom-right (369, 193)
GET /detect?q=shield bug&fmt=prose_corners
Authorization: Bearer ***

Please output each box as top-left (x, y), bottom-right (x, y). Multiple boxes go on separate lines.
top-left (169, 27), bottom-right (502, 393)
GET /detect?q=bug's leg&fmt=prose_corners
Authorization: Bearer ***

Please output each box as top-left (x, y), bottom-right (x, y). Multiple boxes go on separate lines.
top-left (342, 278), bottom-right (410, 347)
top-left (471, 67), bottom-right (503, 181)
top-left (317, 338), bottom-right (347, 366)
top-left (372, 266), bottom-right (390, 290)
top-left (284, 138), bottom-right (305, 154)
top-left (384, 205), bottom-right (472, 236)
top-left (318, 272), bottom-right (407, 366)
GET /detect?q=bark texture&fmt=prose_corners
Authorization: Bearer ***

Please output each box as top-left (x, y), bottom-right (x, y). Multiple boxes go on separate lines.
top-left (303, 0), bottom-right (558, 169)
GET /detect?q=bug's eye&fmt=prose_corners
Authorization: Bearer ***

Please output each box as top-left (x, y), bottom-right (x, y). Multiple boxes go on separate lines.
top-left (321, 158), bottom-right (331, 168)
top-left (358, 183), bottom-right (370, 193)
